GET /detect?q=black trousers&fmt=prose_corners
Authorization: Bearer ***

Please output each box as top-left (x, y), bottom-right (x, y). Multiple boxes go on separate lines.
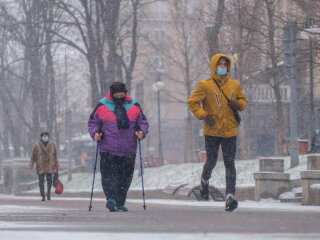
top-left (100, 152), bottom-right (136, 206)
top-left (38, 173), bottom-right (52, 197)
top-left (202, 136), bottom-right (237, 195)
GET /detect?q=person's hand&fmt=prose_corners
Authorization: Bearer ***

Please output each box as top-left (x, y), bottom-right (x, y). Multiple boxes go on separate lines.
top-left (228, 100), bottom-right (241, 111)
top-left (204, 115), bottom-right (215, 126)
top-left (94, 132), bottom-right (103, 142)
top-left (29, 163), bottom-right (33, 169)
top-left (135, 131), bottom-right (143, 140)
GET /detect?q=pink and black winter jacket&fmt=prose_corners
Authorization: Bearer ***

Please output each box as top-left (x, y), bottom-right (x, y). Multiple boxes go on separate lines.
top-left (88, 92), bottom-right (149, 156)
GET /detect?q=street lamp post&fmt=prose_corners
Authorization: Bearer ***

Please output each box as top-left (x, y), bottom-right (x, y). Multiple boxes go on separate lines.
top-left (284, 21), bottom-right (299, 168)
top-left (153, 81), bottom-right (165, 166)
top-left (66, 110), bottom-right (72, 181)
top-left (56, 117), bottom-right (63, 157)
top-left (0, 143), bottom-right (2, 180)
top-left (157, 90), bottom-right (163, 166)
top-left (309, 37), bottom-right (316, 151)
top-left (300, 26), bottom-right (320, 152)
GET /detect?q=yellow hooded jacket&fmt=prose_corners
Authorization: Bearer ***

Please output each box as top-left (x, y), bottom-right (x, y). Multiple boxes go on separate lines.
top-left (188, 54), bottom-right (248, 138)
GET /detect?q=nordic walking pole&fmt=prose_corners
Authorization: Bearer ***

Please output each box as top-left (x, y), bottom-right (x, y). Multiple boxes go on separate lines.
top-left (89, 142), bottom-right (99, 211)
top-left (138, 139), bottom-right (147, 210)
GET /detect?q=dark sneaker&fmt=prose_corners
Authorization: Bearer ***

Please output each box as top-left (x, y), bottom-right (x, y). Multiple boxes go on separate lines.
top-left (225, 196), bottom-right (238, 212)
top-left (47, 194), bottom-right (51, 201)
top-left (106, 198), bottom-right (118, 212)
top-left (200, 189), bottom-right (209, 200)
top-left (200, 179), bottom-right (209, 201)
top-left (117, 205), bottom-right (128, 212)
top-left (41, 196), bottom-right (45, 201)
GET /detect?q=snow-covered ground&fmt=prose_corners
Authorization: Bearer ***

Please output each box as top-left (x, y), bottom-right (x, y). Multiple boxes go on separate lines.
top-left (0, 195), bottom-right (320, 240)
top-left (41, 155), bottom-right (308, 192)
top-left (2, 194), bottom-right (320, 213)
top-left (1, 231), bottom-right (319, 240)
top-left (1, 193), bottom-right (320, 240)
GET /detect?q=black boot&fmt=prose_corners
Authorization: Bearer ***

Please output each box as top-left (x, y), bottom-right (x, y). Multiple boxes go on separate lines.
top-left (200, 178), bottom-right (209, 200)
top-left (39, 174), bottom-right (45, 201)
top-left (40, 185), bottom-right (45, 201)
top-left (46, 173), bottom-right (52, 201)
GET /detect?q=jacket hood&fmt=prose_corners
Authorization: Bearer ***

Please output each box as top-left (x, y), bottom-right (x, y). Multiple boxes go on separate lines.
top-left (106, 92), bottom-right (132, 103)
top-left (211, 53), bottom-right (232, 79)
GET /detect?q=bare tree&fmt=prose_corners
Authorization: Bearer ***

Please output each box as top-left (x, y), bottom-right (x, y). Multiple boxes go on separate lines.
top-left (141, 1), bottom-right (210, 162)
top-left (239, 0), bottom-right (289, 155)
top-left (206, 0), bottom-right (225, 57)
top-left (0, 0), bottom-right (64, 156)
top-left (223, 0), bottom-right (264, 158)
top-left (55, 0), bottom-right (142, 106)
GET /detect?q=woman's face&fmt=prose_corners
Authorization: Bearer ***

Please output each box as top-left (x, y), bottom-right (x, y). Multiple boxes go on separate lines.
top-left (217, 58), bottom-right (228, 69)
top-left (113, 92), bottom-right (126, 98)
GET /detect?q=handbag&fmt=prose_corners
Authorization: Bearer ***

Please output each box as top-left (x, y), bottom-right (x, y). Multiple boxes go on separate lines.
top-left (212, 78), bottom-right (241, 124)
top-left (53, 169), bottom-right (63, 194)
top-left (55, 180), bottom-right (63, 194)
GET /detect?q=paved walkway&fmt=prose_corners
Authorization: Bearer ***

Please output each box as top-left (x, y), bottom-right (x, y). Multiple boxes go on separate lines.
top-left (0, 195), bottom-right (319, 239)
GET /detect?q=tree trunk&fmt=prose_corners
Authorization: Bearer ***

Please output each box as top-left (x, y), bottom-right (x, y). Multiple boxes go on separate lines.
top-left (100, 0), bottom-right (121, 91)
top-left (88, 55), bottom-right (100, 106)
top-left (273, 85), bottom-right (287, 155)
top-left (206, 0), bottom-right (225, 57)
top-left (44, 1), bottom-right (56, 135)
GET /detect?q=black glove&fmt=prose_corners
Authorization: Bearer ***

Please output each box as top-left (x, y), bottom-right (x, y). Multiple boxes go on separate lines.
top-left (228, 100), bottom-right (241, 111)
top-left (204, 115), bottom-right (215, 126)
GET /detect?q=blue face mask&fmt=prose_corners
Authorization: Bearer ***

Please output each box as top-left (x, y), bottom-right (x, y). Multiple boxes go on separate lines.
top-left (217, 67), bottom-right (227, 76)
top-left (42, 137), bottom-right (49, 143)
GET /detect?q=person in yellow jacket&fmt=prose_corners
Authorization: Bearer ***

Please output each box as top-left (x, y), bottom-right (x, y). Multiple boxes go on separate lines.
top-left (188, 53), bottom-right (247, 211)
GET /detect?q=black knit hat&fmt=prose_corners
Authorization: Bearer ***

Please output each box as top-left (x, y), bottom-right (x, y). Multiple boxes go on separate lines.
top-left (40, 132), bottom-right (49, 137)
top-left (110, 82), bottom-right (128, 95)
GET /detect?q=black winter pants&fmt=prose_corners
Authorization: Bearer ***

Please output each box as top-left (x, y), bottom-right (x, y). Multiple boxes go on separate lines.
top-left (38, 173), bottom-right (52, 197)
top-left (100, 152), bottom-right (136, 206)
top-left (202, 136), bottom-right (237, 195)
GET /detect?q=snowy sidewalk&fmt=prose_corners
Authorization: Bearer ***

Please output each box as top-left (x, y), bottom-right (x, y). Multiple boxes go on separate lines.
top-left (1, 194), bottom-right (320, 213)
top-left (1, 194), bottom-right (320, 240)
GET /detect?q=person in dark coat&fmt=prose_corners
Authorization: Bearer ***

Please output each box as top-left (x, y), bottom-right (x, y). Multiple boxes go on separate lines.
top-left (88, 82), bottom-right (149, 212)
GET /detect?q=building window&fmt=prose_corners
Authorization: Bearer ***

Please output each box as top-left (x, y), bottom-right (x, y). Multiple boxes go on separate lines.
top-left (252, 84), bottom-right (290, 102)
top-left (154, 55), bottom-right (165, 71)
top-left (305, 14), bottom-right (315, 28)
top-left (124, 53), bottom-right (130, 65)
top-left (186, 0), bottom-right (193, 15)
top-left (155, 29), bottom-right (165, 43)
top-left (154, 1), bottom-right (167, 20)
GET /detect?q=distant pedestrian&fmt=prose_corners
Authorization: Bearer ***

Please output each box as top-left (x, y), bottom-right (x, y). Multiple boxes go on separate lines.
top-left (29, 132), bottom-right (59, 201)
top-left (188, 54), bottom-right (248, 211)
top-left (88, 82), bottom-right (149, 212)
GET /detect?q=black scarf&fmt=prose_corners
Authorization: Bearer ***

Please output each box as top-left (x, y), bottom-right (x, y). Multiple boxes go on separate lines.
top-left (114, 99), bottom-right (130, 129)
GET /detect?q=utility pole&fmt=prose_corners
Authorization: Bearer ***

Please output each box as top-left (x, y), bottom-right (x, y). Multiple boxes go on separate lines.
top-left (0, 143), bottom-right (2, 180)
top-left (157, 88), bottom-right (163, 166)
top-left (65, 48), bottom-right (72, 181)
top-left (309, 37), bottom-right (316, 152)
top-left (154, 73), bottom-right (164, 166)
top-left (284, 21), bottom-right (299, 167)
top-left (67, 110), bottom-right (72, 181)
